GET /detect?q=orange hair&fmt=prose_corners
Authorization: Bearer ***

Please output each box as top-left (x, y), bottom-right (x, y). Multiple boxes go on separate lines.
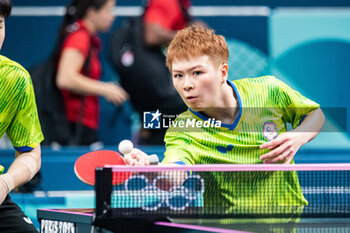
top-left (166, 25), bottom-right (229, 72)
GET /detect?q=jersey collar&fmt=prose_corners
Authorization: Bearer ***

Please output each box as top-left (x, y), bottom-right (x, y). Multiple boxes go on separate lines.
top-left (188, 80), bottom-right (242, 130)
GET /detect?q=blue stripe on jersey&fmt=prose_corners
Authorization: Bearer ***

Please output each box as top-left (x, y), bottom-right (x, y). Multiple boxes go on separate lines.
top-left (15, 145), bottom-right (34, 152)
top-left (174, 161), bottom-right (186, 165)
top-left (299, 115), bottom-right (307, 126)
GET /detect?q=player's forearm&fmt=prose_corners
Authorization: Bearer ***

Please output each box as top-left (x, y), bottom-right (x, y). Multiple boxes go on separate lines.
top-left (56, 48), bottom-right (112, 97)
top-left (293, 108), bottom-right (325, 144)
top-left (7, 145), bottom-right (41, 188)
top-left (57, 71), bottom-right (108, 96)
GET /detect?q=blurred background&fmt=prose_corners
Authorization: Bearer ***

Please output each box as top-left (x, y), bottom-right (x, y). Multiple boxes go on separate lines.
top-left (1, 0), bottom-right (349, 229)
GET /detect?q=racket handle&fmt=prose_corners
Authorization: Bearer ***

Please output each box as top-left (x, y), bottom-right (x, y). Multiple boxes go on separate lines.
top-left (149, 154), bottom-right (159, 165)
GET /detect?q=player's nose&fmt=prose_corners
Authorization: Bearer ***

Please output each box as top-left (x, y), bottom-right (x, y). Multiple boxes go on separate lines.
top-left (183, 76), bottom-right (194, 91)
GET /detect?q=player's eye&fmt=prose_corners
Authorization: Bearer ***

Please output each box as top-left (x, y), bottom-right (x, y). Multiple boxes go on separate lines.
top-left (173, 73), bottom-right (183, 78)
top-left (193, 71), bottom-right (202, 76)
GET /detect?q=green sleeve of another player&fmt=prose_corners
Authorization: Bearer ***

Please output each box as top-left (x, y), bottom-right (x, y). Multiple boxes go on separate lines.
top-left (6, 70), bottom-right (44, 150)
top-left (276, 78), bottom-right (320, 129)
top-left (163, 130), bottom-right (196, 165)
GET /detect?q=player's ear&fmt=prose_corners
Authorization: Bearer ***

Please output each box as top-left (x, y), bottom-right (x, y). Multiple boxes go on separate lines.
top-left (85, 6), bottom-right (96, 20)
top-left (220, 63), bottom-right (228, 84)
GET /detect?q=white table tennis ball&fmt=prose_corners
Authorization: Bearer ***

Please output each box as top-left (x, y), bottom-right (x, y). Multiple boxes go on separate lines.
top-left (118, 140), bottom-right (134, 154)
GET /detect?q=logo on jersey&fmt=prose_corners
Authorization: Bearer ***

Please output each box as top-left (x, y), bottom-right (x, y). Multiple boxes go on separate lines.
top-left (121, 49), bottom-right (134, 67)
top-left (262, 122), bottom-right (278, 141)
top-left (217, 144), bottom-right (233, 154)
top-left (143, 110), bottom-right (162, 129)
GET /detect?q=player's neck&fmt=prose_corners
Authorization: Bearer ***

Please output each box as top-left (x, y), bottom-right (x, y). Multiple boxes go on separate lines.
top-left (82, 18), bottom-right (97, 35)
top-left (203, 83), bottom-right (239, 124)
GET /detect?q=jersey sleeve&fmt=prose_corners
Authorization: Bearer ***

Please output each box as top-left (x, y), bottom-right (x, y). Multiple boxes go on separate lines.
top-left (62, 29), bottom-right (90, 59)
top-left (144, 0), bottom-right (182, 30)
top-left (275, 77), bottom-right (320, 129)
top-left (6, 69), bottom-right (44, 151)
top-left (162, 129), bottom-right (196, 165)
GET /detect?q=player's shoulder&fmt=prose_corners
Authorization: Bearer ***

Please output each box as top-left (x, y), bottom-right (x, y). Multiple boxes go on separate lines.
top-left (65, 23), bottom-right (90, 43)
top-left (68, 27), bottom-right (90, 39)
top-left (233, 75), bottom-right (278, 86)
top-left (233, 75), bottom-right (280, 91)
top-left (0, 55), bottom-right (28, 73)
top-left (0, 55), bottom-right (30, 82)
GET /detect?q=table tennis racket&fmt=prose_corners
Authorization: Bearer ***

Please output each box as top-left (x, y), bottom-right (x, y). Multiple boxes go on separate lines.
top-left (74, 150), bottom-right (132, 186)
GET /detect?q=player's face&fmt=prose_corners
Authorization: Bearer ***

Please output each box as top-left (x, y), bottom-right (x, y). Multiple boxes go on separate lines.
top-left (0, 17), bottom-right (5, 50)
top-left (91, 0), bottom-right (116, 32)
top-left (172, 55), bottom-right (228, 111)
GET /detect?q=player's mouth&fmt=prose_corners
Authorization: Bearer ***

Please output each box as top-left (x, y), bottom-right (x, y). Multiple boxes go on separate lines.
top-left (186, 96), bottom-right (198, 102)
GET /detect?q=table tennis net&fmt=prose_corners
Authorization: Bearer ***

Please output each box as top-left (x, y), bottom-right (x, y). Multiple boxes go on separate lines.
top-left (95, 164), bottom-right (350, 218)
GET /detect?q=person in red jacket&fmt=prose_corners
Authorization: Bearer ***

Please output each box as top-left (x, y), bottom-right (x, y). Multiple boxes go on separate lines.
top-left (54, 0), bottom-right (129, 145)
top-left (143, 0), bottom-right (191, 46)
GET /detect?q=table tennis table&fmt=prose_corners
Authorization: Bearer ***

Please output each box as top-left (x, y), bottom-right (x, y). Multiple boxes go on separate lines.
top-left (37, 208), bottom-right (350, 233)
top-left (38, 163), bottom-right (350, 232)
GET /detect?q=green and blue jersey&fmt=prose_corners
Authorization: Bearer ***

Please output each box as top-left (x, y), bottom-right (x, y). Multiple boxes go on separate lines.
top-left (163, 76), bottom-right (319, 207)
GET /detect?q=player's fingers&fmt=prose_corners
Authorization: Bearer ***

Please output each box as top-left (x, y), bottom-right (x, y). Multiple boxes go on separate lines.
top-left (260, 134), bottom-right (287, 149)
top-left (260, 138), bottom-right (279, 149)
top-left (130, 149), bottom-right (150, 166)
top-left (264, 150), bottom-right (293, 164)
top-left (135, 155), bottom-right (149, 166)
top-left (105, 90), bottom-right (125, 106)
top-left (129, 149), bottom-right (141, 159)
top-left (124, 154), bottom-right (135, 166)
top-left (110, 95), bottom-right (124, 106)
top-left (116, 90), bottom-right (129, 101)
top-left (130, 153), bottom-right (137, 160)
top-left (263, 153), bottom-right (285, 164)
top-left (118, 87), bottom-right (129, 99)
top-left (127, 150), bottom-right (142, 165)
top-left (112, 87), bottom-right (129, 104)
top-left (134, 148), bottom-right (149, 157)
top-left (143, 156), bottom-right (150, 166)
top-left (263, 144), bottom-right (279, 152)
top-left (134, 153), bottom-right (144, 166)
top-left (260, 143), bottom-right (290, 160)
top-left (284, 151), bottom-right (295, 164)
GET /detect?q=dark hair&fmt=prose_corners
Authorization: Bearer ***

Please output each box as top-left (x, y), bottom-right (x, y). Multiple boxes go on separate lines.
top-left (53, 0), bottom-right (109, 62)
top-left (0, 0), bottom-right (12, 18)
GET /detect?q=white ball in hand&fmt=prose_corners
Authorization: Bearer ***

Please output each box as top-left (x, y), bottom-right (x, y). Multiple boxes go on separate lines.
top-left (118, 140), bottom-right (133, 154)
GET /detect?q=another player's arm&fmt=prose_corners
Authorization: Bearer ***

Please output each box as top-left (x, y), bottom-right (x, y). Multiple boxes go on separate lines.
top-left (0, 145), bottom-right (41, 204)
top-left (56, 48), bottom-right (128, 105)
top-left (260, 108), bottom-right (325, 164)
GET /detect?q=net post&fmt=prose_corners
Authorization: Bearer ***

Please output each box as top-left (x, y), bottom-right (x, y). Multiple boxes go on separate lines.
top-left (95, 167), bottom-right (112, 218)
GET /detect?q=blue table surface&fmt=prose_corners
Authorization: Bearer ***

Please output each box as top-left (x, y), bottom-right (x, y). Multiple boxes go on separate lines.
top-left (37, 208), bottom-right (350, 233)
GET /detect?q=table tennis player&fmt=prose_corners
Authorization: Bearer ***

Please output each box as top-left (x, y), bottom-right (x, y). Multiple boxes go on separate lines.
top-left (0, 0), bottom-right (44, 231)
top-left (124, 25), bottom-right (325, 208)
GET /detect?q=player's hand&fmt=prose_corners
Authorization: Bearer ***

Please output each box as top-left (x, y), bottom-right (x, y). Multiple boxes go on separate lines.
top-left (124, 149), bottom-right (150, 166)
top-left (102, 82), bottom-right (129, 106)
top-left (259, 131), bottom-right (308, 164)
